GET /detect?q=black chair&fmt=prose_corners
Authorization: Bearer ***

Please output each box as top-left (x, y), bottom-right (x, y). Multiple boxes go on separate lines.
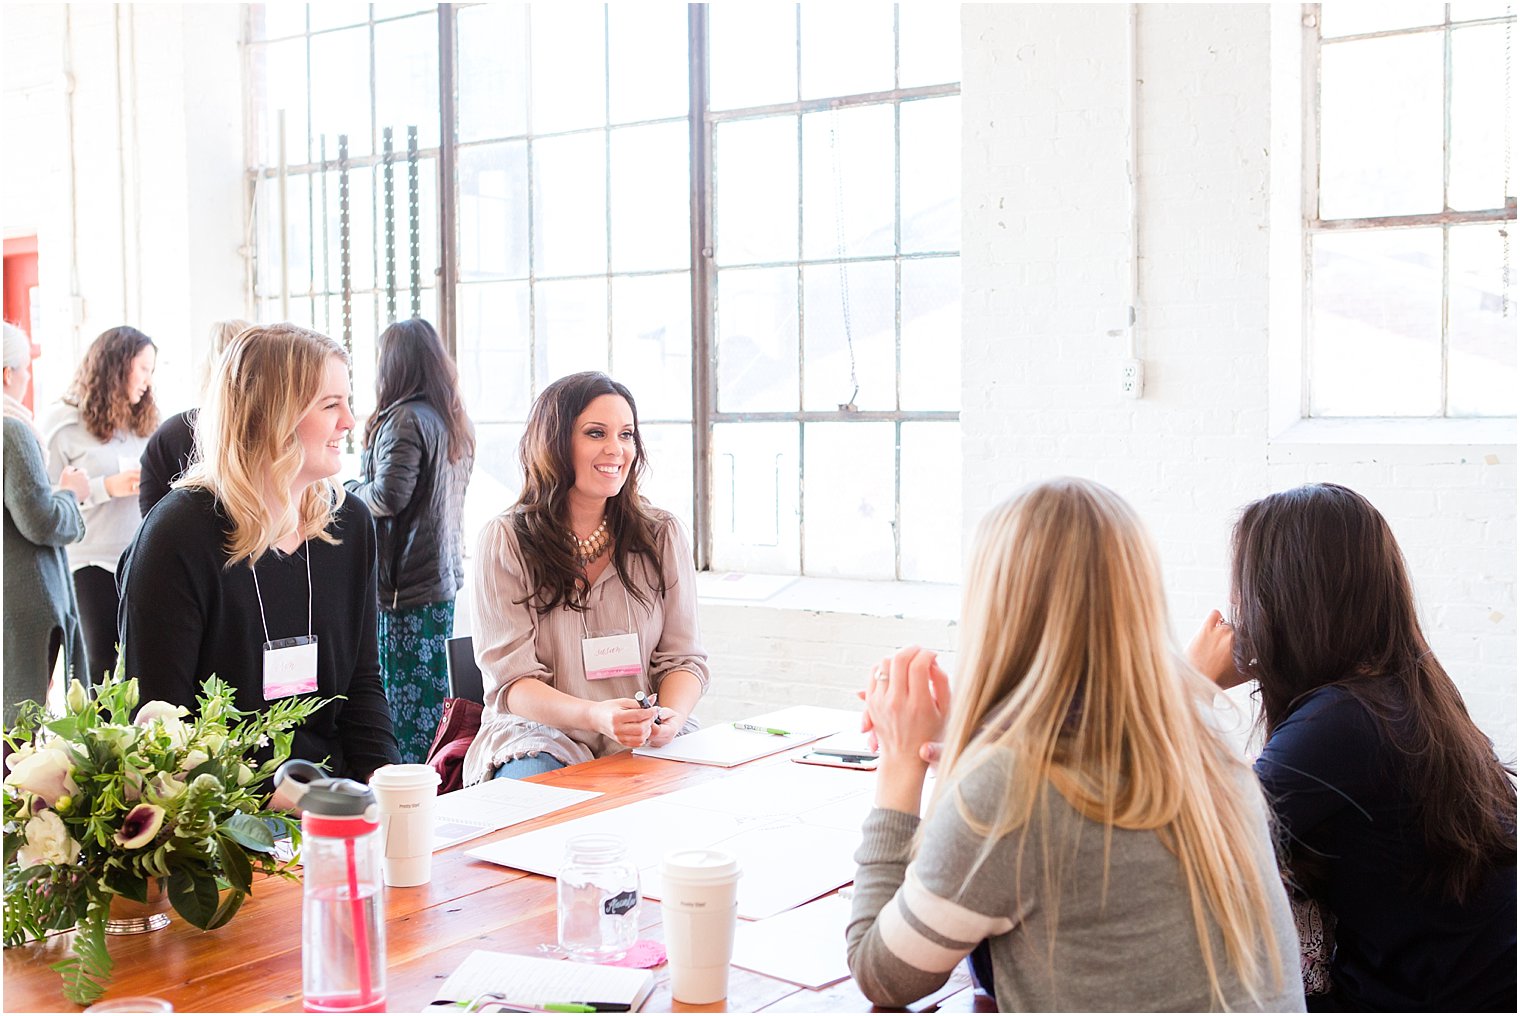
top-left (446, 635), bottom-right (485, 704)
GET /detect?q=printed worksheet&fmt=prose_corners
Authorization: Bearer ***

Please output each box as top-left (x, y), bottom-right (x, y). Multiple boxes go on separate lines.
top-left (432, 779), bottom-right (602, 851)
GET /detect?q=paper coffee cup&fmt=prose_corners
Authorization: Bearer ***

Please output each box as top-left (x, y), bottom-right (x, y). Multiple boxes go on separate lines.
top-left (368, 764), bottom-right (440, 887)
top-left (659, 848), bottom-right (741, 1005)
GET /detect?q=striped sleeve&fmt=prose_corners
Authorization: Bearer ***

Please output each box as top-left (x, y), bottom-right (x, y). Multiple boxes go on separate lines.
top-left (845, 756), bottom-right (1025, 1007)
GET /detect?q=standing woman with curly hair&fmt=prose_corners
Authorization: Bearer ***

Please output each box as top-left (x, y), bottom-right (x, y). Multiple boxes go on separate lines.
top-left (462, 371), bottom-right (708, 784)
top-left (43, 325), bottom-right (158, 682)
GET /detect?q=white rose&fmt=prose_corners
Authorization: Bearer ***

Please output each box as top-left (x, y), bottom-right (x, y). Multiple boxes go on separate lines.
top-left (16, 810), bottom-right (81, 867)
top-left (134, 701), bottom-right (189, 726)
top-left (3, 747), bottom-right (78, 808)
top-left (179, 748), bottom-right (210, 774)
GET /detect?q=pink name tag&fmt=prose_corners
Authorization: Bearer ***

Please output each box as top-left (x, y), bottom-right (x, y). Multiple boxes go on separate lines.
top-left (263, 635), bottom-right (319, 700)
top-left (582, 632), bottom-right (641, 681)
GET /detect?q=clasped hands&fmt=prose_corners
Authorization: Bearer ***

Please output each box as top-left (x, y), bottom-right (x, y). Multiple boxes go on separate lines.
top-left (591, 697), bottom-right (682, 749)
top-left (859, 645), bottom-right (951, 771)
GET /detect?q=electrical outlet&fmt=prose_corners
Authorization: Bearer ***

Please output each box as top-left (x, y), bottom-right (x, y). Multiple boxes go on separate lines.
top-left (1120, 358), bottom-right (1144, 399)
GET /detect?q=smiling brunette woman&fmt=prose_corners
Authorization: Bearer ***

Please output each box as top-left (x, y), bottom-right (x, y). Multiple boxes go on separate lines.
top-left (118, 324), bottom-right (399, 781)
top-left (463, 371), bottom-right (708, 784)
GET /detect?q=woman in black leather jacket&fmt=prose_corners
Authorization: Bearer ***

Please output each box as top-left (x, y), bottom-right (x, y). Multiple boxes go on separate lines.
top-left (347, 318), bottom-right (474, 762)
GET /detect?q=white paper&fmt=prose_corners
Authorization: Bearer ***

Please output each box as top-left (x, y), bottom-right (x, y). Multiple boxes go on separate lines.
top-left (468, 760), bottom-right (876, 920)
top-left (631, 705), bottom-right (859, 767)
top-left (731, 894), bottom-right (853, 989)
top-left (431, 779), bottom-right (602, 852)
top-left (432, 949), bottom-right (655, 1011)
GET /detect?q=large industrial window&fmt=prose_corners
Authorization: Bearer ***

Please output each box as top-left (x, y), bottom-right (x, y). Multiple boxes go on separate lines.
top-left (1305, 2), bottom-right (1516, 418)
top-left (245, 3), bottom-right (962, 582)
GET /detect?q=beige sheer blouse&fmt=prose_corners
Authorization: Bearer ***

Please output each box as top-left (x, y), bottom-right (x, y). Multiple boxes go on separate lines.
top-left (461, 509), bottom-right (709, 785)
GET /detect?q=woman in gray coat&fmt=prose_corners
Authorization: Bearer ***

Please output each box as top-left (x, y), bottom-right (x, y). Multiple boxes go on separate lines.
top-left (2, 324), bottom-right (89, 725)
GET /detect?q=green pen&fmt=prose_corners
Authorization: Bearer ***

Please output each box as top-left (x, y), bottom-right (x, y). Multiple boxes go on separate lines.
top-left (733, 722), bottom-right (791, 736)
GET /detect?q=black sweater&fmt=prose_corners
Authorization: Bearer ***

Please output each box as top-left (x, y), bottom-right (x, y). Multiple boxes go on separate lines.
top-left (138, 409), bottom-right (197, 518)
top-left (1256, 684), bottom-right (1516, 1011)
top-left (118, 486), bottom-right (399, 781)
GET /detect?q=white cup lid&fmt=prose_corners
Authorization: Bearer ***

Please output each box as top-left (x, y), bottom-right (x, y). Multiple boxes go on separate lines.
top-left (661, 847), bottom-right (741, 883)
top-left (369, 763), bottom-right (441, 790)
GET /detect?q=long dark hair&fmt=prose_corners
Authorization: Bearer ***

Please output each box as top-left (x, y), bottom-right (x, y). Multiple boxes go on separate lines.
top-left (1230, 482), bottom-right (1516, 902)
top-left (364, 317), bottom-right (474, 463)
top-left (511, 371), bottom-right (667, 613)
top-left (65, 326), bottom-right (159, 441)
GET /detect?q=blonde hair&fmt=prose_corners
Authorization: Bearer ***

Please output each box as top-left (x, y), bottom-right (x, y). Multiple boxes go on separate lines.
top-left (198, 318), bottom-right (254, 396)
top-left (178, 323), bottom-right (348, 567)
top-left (931, 478), bottom-right (1282, 1007)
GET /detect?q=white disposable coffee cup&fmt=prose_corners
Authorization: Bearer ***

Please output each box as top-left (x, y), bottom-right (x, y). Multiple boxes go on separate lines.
top-left (659, 848), bottom-right (742, 1005)
top-left (368, 763), bottom-right (440, 887)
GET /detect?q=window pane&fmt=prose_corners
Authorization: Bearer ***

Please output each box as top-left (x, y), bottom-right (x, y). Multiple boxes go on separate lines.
top-left (374, 154), bottom-right (437, 315)
top-left (458, 142), bottom-right (529, 281)
top-left (711, 422), bottom-right (800, 575)
top-left (456, 281), bottom-right (532, 423)
top-left (636, 423), bottom-right (693, 535)
top-left (610, 122), bottom-right (690, 273)
top-left (337, 166), bottom-right (379, 293)
top-left (1450, 25), bottom-right (1513, 212)
top-left (1450, 1), bottom-right (1514, 20)
top-left (899, 6), bottom-right (960, 87)
top-left (612, 273), bottom-right (692, 421)
top-left (714, 116), bottom-right (799, 266)
top-left (253, 38), bottom-right (309, 166)
top-left (1310, 229), bottom-right (1442, 416)
top-left (900, 423), bottom-right (960, 583)
top-left (457, 4), bottom-right (528, 143)
top-left (709, 4), bottom-right (796, 111)
top-left (802, 260), bottom-right (895, 412)
top-left (343, 292), bottom-right (380, 420)
top-left (374, 15), bottom-right (440, 151)
top-left (1319, 34), bottom-right (1443, 218)
top-left (536, 277), bottom-right (609, 385)
top-left (1318, 2), bottom-right (1444, 37)
top-left (310, 27), bottom-right (373, 158)
top-left (1448, 224), bottom-right (1517, 416)
top-left (802, 104), bottom-right (895, 260)
top-left (608, 4), bottom-right (687, 124)
top-left (532, 132), bottom-right (608, 278)
top-left (310, 2), bottom-right (371, 33)
top-left (901, 96), bottom-right (960, 254)
top-left (372, 2), bottom-right (433, 19)
top-left (901, 257), bottom-right (960, 411)
top-left (531, 4), bottom-right (606, 134)
top-left (799, 4), bottom-right (893, 99)
top-left (803, 422), bottom-right (894, 579)
top-left (286, 174), bottom-right (315, 300)
top-left (252, 3), bottom-right (306, 41)
top-left (717, 266), bottom-right (799, 412)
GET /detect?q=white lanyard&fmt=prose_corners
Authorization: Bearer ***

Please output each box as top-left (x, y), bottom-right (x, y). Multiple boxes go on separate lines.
top-left (249, 541), bottom-right (314, 643)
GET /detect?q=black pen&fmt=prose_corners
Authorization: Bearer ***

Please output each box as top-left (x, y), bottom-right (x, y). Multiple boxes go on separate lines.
top-left (635, 690), bottom-right (662, 724)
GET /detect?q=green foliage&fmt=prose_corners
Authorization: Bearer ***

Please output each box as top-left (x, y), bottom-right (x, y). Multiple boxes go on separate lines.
top-left (3, 671), bottom-right (332, 1001)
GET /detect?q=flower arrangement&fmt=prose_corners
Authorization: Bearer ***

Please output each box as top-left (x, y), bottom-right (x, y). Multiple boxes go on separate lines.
top-left (3, 671), bottom-right (327, 1005)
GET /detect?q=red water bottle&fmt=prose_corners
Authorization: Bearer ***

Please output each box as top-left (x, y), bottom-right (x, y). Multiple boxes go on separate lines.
top-left (277, 761), bottom-right (387, 1013)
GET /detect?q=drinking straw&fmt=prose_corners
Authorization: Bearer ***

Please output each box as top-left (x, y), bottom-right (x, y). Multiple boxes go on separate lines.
top-left (345, 834), bottom-right (374, 1006)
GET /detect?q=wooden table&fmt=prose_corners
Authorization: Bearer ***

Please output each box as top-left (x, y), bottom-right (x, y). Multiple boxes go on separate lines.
top-left (4, 751), bottom-right (988, 1013)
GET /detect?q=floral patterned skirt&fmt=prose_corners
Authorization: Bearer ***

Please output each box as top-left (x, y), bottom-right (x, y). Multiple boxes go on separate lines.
top-left (378, 599), bottom-right (455, 764)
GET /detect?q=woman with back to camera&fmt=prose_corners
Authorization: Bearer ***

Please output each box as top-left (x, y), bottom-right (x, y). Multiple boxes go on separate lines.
top-left (462, 371), bottom-right (708, 784)
top-left (43, 325), bottom-right (157, 683)
top-left (1188, 482), bottom-right (1516, 1011)
top-left (138, 317), bottom-right (252, 517)
top-left (345, 318), bottom-right (474, 764)
top-left (848, 477), bottom-right (1303, 1011)
top-left (3, 323), bottom-right (90, 723)
top-left (118, 324), bottom-right (399, 781)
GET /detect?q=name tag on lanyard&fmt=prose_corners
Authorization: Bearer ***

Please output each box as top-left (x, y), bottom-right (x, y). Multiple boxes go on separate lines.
top-left (263, 635), bottom-right (319, 699)
top-left (582, 631), bottom-right (641, 681)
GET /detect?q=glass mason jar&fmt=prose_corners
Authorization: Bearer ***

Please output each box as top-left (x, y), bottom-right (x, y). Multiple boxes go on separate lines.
top-left (557, 834), bottom-right (640, 962)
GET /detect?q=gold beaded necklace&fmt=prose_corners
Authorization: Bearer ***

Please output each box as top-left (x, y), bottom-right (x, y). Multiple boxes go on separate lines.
top-left (569, 516), bottom-right (610, 566)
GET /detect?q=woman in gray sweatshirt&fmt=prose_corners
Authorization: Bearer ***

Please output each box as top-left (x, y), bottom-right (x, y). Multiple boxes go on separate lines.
top-left (847, 477), bottom-right (1304, 1012)
top-left (42, 325), bottom-right (158, 683)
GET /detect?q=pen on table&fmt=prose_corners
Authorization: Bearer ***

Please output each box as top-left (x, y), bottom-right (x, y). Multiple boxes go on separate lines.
top-left (435, 1001), bottom-right (630, 1013)
top-left (733, 722), bottom-right (791, 736)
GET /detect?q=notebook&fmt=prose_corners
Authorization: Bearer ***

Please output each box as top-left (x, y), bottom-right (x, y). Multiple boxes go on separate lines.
top-left (631, 705), bottom-right (856, 767)
top-left (429, 949), bottom-right (656, 1012)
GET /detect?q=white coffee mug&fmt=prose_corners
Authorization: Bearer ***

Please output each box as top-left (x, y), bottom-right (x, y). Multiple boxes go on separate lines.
top-left (659, 847), bottom-right (742, 1005)
top-left (368, 763), bottom-right (440, 887)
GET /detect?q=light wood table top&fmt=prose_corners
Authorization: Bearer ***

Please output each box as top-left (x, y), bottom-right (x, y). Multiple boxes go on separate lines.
top-left (4, 750), bottom-right (988, 1013)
